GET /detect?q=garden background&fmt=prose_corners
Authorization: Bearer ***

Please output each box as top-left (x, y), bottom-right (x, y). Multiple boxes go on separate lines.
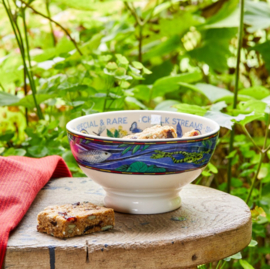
top-left (1, 0), bottom-right (270, 268)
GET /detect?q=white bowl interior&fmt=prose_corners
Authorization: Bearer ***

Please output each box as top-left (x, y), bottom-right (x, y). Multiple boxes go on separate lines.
top-left (66, 110), bottom-right (219, 140)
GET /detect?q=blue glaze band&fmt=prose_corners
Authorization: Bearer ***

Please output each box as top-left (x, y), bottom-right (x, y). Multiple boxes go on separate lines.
top-left (67, 131), bottom-right (219, 175)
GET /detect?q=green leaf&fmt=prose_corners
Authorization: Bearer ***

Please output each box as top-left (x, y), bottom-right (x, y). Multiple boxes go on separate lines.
top-left (65, 162), bottom-right (79, 172)
top-left (202, 170), bottom-right (211, 177)
top-left (204, 7), bottom-right (239, 29)
top-left (66, 101), bottom-right (85, 107)
top-left (48, 120), bottom-right (59, 130)
top-left (226, 150), bottom-right (237, 159)
top-left (132, 85), bottom-right (151, 102)
top-left (119, 81), bottom-right (130, 89)
top-left (203, 0), bottom-right (239, 28)
top-left (13, 94), bottom-right (55, 109)
top-left (27, 145), bottom-right (48, 158)
top-left (210, 101), bottom-right (227, 111)
top-left (239, 168), bottom-right (256, 178)
top-left (244, 1), bottom-right (270, 32)
top-left (215, 94), bottom-right (255, 104)
top-left (251, 206), bottom-right (266, 220)
top-left (121, 146), bottom-right (132, 155)
top-left (252, 41), bottom-right (270, 73)
top-left (248, 239), bottom-right (258, 247)
top-left (238, 86), bottom-right (270, 100)
top-left (116, 54), bottom-right (129, 65)
top-left (261, 174), bottom-right (270, 183)
top-left (62, 151), bottom-right (77, 164)
top-left (231, 154), bottom-right (239, 166)
top-left (204, 111), bottom-right (255, 130)
top-left (115, 67), bottom-right (126, 77)
top-left (125, 97), bottom-right (147, 109)
top-left (239, 260), bottom-right (255, 269)
top-left (0, 92), bottom-right (20, 106)
top-left (239, 100), bottom-right (267, 113)
top-left (257, 246), bottom-right (270, 254)
top-left (237, 100), bottom-right (266, 124)
top-left (129, 65), bottom-right (140, 74)
top-left (3, 148), bottom-right (26, 156)
top-left (192, 83), bottom-right (233, 103)
top-left (61, 136), bottom-right (70, 148)
top-left (174, 103), bottom-right (207, 116)
top-left (106, 62), bottom-right (118, 70)
top-left (79, 33), bottom-right (103, 56)
top-left (143, 35), bottom-right (181, 62)
top-left (207, 163), bottom-right (218, 174)
top-left (144, 60), bottom-right (173, 85)
top-left (0, 131), bottom-right (15, 141)
top-left (128, 69), bottom-right (144, 80)
top-left (152, 70), bottom-right (202, 98)
top-left (189, 28), bottom-right (237, 72)
top-left (132, 61), bottom-right (143, 69)
top-left (132, 145), bottom-right (141, 154)
top-left (155, 100), bottom-right (180, 112)
top-left (223, 252), bottom-right (242, 261)
top-left (258, 165), bottom-right (268, 180)
top-left (127, 162), bottom-right (148, 172)
top-left (142, 67), bottom-right (152, 75)
top-left (262, 96), bottom-right (270, 107)
top-left (231, 178), bottom-right (243, 188)
top-left (107, 129), bottom-right (114, 137)
top-left (55, 37), bottom-right (75, 55)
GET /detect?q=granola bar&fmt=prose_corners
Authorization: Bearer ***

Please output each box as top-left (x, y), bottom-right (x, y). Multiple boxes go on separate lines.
top-left (123, 125), bottom-right (177, 139)
top-left (182, 129), bottom-right (200, 138)
top-left (37, 202), bottom-right (115, 238)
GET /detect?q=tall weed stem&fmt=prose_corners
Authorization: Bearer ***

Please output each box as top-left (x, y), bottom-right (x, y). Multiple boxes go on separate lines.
top-left (246, 153), bottom-right (264, 204)
top-left (227, 0), bottom-right (245, 193)
top-left (2, 0), bottom-right (43, 119)
top-left (246, 114), bottom-right (270, 204)
top-left (21, 7), bottom-right (43, 120)
top-left (45, 0), bottom-right (56, 46)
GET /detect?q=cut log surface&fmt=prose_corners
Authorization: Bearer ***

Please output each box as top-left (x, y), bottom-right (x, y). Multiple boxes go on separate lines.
top-left (5, 177), bottom-right (252, 269)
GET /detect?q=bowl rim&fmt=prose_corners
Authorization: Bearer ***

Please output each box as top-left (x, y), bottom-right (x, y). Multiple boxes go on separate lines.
top-left (66, 110), bottom-right (220, 141)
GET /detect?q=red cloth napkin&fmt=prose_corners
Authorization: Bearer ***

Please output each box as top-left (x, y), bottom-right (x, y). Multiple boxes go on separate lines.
top-left (0, 156), bottom-right (72, 266)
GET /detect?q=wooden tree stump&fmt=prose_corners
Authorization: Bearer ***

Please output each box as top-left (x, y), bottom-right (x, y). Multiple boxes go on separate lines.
top-left (4, 177), bottom-right (252, 269)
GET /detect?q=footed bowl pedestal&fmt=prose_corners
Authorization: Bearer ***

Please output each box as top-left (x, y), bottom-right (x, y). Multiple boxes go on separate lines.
top-left (80, 166), bottom-right (202, 214)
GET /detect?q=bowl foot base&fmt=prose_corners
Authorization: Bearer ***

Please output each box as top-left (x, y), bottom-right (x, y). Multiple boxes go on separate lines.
top-left (103, 189), bottom-right (181, 214)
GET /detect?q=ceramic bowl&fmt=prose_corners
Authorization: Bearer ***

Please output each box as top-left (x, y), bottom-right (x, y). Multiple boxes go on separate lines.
top-left (66, 110), bottom-right (219, 214)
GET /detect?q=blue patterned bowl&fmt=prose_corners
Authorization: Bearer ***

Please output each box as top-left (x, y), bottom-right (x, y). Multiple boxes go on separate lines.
top-left (66, 110), bottom-right (219, 214)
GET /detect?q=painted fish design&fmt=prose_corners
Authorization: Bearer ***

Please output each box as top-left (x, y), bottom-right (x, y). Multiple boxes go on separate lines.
top-left (77, 150), bottom-right (112, 164)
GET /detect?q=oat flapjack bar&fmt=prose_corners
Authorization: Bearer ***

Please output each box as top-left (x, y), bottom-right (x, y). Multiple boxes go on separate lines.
top-left (123, 125), bottom-right (177, 139)
top-left (37, 202), bottom-right (114, 238)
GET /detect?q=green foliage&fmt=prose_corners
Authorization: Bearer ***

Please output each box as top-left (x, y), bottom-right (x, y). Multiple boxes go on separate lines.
top-left (1, 0), bottom-right (270, 267)
top-left (152, 70), bottom-right (203, 98)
